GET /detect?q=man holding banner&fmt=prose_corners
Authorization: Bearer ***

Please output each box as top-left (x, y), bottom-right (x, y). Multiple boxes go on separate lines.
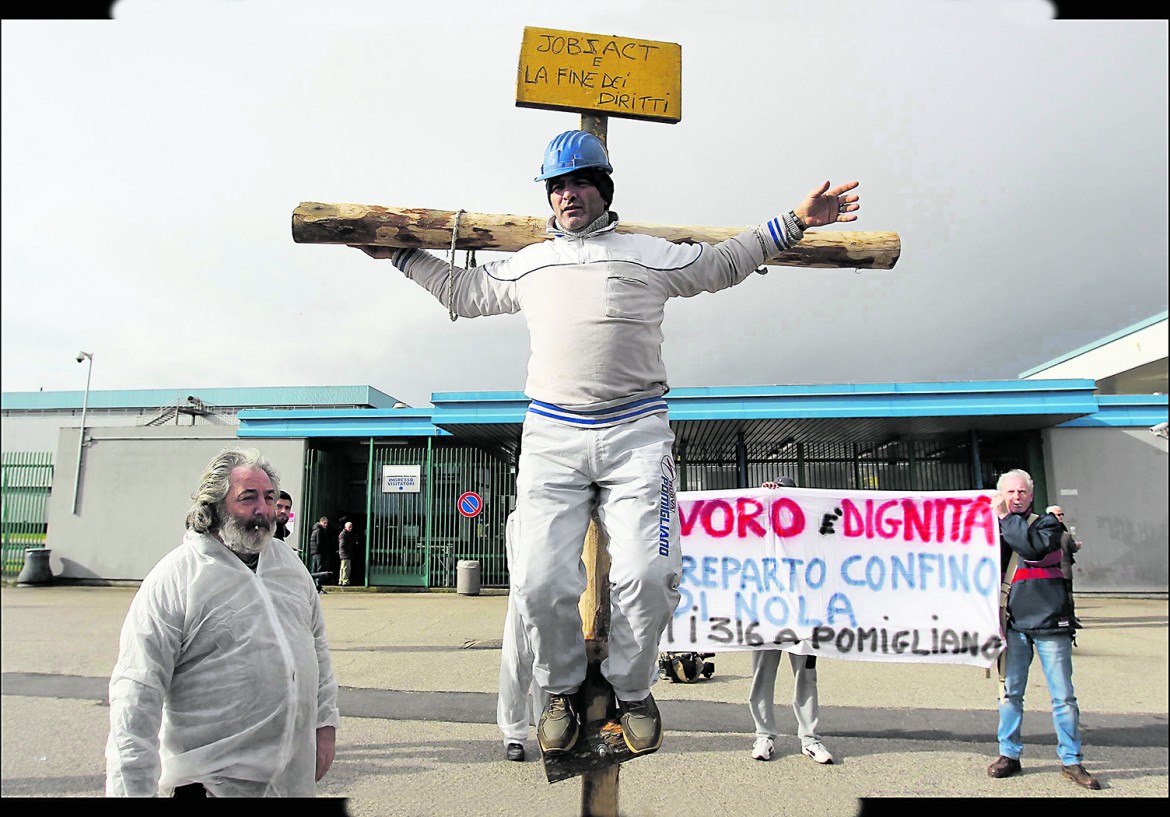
top-left (748, 477), bottom-right (833, 765)
top-left (987, 469), bottom-right (1099, 790)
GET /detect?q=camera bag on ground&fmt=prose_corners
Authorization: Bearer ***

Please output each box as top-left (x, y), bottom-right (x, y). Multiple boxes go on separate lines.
top-left (658, 651), bottom-right (716, 683)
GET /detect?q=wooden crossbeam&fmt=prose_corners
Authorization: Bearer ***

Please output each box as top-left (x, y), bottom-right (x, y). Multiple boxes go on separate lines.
top-left (292, 202), bottom-right (900, 270)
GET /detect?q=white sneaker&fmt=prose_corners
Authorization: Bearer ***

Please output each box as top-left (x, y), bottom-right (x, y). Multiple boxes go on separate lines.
top-left (751, 737), bottom-right (774, 761)
top-left (802, 741), bottom-right (834, 764)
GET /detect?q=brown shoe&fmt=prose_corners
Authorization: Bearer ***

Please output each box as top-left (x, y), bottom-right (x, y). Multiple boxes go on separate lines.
top-left (537, 694), bottom-right (579, 754)
top-left (987, 755), bottom-right (1021, 778)
top-left (1062, 764), bottom-right (1101, 790)
top-left (618, 694), bottom-right (663, 754)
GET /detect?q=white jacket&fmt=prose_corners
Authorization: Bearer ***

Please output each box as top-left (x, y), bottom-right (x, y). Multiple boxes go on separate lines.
top-left (395, 214), bottom-right (795, 415)
top-left (105, 530), bottom-right (340, 797)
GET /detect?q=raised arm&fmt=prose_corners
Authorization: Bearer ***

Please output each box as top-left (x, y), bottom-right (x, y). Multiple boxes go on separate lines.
top-left (656, 179), bottom-right (862, 299)
top-left (351, 245), bottom-right (519, 318)
top-left (991, 491), bottom-right (1062, 562)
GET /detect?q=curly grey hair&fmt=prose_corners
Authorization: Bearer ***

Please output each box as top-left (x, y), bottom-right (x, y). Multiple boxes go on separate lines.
top-left (186, 447), bottom-right (280, 532)
top-left (995, 468), bottom-right (1034, 493)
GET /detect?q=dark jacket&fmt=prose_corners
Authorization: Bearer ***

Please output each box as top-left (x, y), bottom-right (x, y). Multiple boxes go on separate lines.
top-left (309, 524), bottom-right (329, 556)
top-left (338, 527), bottom-right (359, 560)
top-left (1001, 510), bottom-right (1076, 635)
top-left (1058, 525), bottom-right (1078, 577)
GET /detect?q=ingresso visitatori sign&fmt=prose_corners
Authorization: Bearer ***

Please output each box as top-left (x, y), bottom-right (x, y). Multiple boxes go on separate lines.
top-left (381, 464), bottom-right (421, 494)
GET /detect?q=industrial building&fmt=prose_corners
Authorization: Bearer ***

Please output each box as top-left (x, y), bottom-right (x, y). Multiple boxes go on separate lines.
top-left (3, 313), bottom-right (1165, 594)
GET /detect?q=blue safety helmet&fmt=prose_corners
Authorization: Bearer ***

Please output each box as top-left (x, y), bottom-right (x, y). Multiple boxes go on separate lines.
top-left (534, 130), bottom-right (613, 182)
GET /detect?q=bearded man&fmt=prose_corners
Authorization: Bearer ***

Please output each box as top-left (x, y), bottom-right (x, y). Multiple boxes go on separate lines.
top-left (105, 447), bottom-right (340, 797)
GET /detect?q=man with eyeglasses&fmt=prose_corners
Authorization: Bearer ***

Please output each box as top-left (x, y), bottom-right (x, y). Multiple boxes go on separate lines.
top-left (1046, 505), bottom-right (1082, 620)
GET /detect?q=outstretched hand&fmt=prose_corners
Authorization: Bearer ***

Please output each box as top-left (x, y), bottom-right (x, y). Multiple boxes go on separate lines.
top-left (794, 180), bottom-right (860, 228)
top-left (349, 244), bottom-right (396, 259)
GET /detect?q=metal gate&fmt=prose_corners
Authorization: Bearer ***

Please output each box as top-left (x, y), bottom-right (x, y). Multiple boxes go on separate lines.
top-left (366, 444), bottom-right (430, 587)
top-left (1, 452), bottom-right (53, 578)
top-left (366, 442), bottom-right (514, 588)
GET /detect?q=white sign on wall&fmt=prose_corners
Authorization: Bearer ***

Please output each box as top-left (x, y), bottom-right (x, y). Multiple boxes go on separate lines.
top-left (382, 464), bottom-right (421, 493)
top-left (660, 486), bottom-right (1003, 668)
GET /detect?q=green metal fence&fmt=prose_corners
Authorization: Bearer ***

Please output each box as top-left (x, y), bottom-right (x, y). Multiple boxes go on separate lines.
top-left (306, 440), bottom-right (515, 589)
top-left (1, 452), bottom-right (53, 578)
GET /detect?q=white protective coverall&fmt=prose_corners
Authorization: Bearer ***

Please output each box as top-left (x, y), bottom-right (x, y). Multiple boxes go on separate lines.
top-left (391, 212), bottom-right (802, 701)
top-left (496, 513), bottom-right (545, 746)
top-left (106, 530), bottom-right (341, 797)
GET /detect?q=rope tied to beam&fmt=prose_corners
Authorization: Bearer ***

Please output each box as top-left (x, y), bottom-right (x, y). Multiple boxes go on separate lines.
top-left (447, 209), bottom-right (465, 322)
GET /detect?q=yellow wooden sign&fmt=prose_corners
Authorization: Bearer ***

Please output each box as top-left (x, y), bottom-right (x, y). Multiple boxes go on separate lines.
top-left (516, 26), bottom-right (681, 124)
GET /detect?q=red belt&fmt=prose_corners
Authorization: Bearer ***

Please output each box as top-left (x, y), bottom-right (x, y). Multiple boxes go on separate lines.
top-left (1013, 566), bottom-right (1063, 582)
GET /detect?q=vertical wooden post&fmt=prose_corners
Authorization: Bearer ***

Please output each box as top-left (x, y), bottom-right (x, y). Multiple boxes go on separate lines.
top-left (578, 112), bottom-right (616, 817)
top-left (580, 113), bottom-right (608, 144)
top-left (578, 513), bottom-right (618, 817)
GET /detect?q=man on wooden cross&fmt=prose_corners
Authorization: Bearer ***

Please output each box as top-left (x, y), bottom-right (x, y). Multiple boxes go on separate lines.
top-left (355, 130), bottom-right (860, 756)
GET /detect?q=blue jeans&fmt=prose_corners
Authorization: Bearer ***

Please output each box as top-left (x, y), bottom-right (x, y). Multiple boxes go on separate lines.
top-left (998, 628), bottom-right (1082, 765)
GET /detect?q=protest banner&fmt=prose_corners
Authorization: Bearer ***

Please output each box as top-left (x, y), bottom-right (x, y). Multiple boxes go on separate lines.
top-left (660, 486), bottom-right (1003, 668)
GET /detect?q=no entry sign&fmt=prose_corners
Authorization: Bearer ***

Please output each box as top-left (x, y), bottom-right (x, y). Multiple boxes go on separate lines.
top-left (457, 491), bottom-right (483, 518)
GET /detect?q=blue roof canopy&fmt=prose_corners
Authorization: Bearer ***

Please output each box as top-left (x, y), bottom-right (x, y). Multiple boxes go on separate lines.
top-left (234, 380), bottom-right (1132, 451)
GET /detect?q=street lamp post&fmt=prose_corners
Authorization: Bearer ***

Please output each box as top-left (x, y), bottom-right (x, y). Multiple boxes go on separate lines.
top-left (71, 351), bottom-right (93, 515)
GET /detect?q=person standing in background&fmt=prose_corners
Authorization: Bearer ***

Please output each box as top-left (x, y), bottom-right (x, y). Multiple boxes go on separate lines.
top-left (748, 476), bottom-right (833, 765)
top-left (274, 491), bottom-right (294, 542)
top-left (338, 521), bottom-right (358, 587)
top-left (987, 470), bottom-right (1098, 790)
top-left (1046, 505), bottom-right (1083, 622)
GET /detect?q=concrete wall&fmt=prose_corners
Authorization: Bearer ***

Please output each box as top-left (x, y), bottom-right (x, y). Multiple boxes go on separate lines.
top-left (45, 427), bottom-right (305, 581)
top-left (1043, 426), bottom-right (1168, 593)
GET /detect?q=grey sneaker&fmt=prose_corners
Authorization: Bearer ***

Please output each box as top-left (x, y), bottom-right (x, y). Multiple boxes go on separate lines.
top-left (537, 694), bottom-right (579, 754)
top-left (618, 694), bottom-right (663, 754)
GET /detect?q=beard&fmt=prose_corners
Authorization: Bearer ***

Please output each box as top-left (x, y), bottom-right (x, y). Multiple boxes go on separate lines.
top-left (220, 509), bottom-right (273, 556)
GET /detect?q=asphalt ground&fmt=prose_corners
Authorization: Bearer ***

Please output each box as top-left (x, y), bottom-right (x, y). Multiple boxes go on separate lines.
top-left (1, 584), bottom-right (1166, 815)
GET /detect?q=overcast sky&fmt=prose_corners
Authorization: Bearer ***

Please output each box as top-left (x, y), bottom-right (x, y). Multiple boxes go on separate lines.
top-left (2, 1), bottom-right (1166, 408)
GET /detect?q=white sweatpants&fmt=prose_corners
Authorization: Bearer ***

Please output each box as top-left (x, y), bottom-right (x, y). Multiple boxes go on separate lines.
top-left (497, 514), bottom-right (545, 745)
top-left (511, 411), bottom-right (682, 702)
top-left (748, 650), bottom-right (822, 747)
